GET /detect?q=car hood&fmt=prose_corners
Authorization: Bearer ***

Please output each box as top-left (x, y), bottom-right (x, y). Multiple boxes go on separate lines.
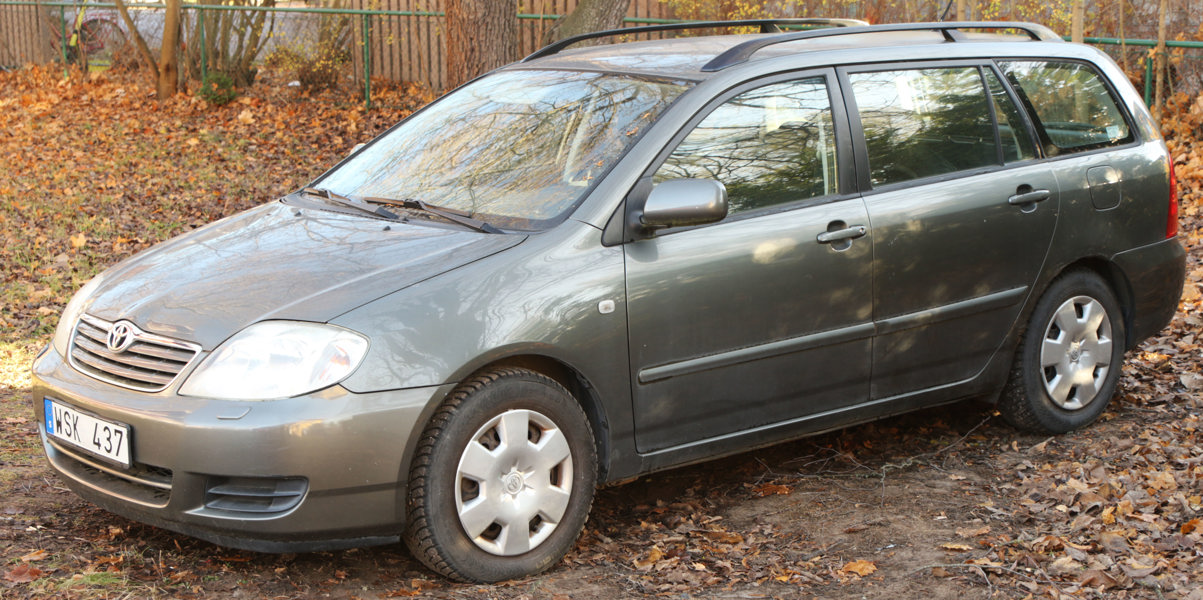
top-left (79, 201), bottom-right (526, 349)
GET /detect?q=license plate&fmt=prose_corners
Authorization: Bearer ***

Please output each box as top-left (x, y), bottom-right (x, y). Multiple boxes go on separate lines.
top-left (44, 398), bottom-right (131, 468)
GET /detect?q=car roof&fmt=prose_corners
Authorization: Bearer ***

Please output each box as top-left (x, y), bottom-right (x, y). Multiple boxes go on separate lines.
top-left (513, 22), bottom-right (1070, 81)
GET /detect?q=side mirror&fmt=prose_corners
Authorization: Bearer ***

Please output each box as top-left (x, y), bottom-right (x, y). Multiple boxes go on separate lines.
top-left (640, 178), bottom-right (728, 231)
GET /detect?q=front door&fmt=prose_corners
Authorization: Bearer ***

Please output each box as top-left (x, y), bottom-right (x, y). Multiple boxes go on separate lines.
top-left (624, 73), bottom-right (874, 453)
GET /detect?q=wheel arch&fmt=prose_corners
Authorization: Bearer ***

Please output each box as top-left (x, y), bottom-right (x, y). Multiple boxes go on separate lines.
top-left (483, 355), bottom-right (613, 482)
top-left (405, 353), bottom-right (614, 484)
top-left (1045, 256), bottom-right (1137, 348)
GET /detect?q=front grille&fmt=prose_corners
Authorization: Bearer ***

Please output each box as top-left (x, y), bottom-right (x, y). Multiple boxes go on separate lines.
top-left (69, 315), bottom-right (201, 392)
top-left (49, 439), bottom-right (172, 506)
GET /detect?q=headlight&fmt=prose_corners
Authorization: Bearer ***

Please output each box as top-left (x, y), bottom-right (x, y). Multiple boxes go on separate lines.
top-left (52, 276), bottom-right (103, 356)
top-left (179, 321), bottom-right (369, 400)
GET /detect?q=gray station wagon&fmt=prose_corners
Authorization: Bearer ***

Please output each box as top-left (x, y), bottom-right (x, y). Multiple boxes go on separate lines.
top-left (32, 19), bottom-right (1185, 582)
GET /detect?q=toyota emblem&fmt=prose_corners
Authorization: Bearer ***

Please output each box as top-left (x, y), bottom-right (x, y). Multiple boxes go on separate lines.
top-left (106, 321), bottom-right (137, 353)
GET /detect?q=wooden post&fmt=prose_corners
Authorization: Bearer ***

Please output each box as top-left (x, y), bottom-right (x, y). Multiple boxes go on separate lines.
top-left (1071, 0), bottom-right (1085, 43)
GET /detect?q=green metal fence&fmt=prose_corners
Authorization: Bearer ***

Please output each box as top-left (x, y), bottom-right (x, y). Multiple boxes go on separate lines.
top-left (2, 0), bottom-right (1202, 109)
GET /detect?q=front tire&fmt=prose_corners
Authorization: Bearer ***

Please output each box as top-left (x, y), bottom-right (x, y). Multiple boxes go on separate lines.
top-left (403, 367), bottom-right (597, 582)
top-left (999, 270), bottom-right (1126, 433)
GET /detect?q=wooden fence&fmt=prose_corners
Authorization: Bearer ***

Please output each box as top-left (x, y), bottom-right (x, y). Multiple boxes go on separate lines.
top-left (0, 1), bottom-right (50, 67)
top-left (348, 0), bottom-right (675, 91)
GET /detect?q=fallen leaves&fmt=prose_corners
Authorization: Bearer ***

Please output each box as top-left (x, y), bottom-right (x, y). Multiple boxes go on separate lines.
top-left (839, 560), bottom-right (876, 577)
top-left (2, 563), bottom-right (44, 583)
top-left (0, 64), bottom-right (430, 342)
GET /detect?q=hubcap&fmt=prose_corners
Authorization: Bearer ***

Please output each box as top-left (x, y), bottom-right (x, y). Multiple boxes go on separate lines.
top-left (455, 409), bottom-right (573, 556)
top-left (1039, 295), bottom-right (1112, 411)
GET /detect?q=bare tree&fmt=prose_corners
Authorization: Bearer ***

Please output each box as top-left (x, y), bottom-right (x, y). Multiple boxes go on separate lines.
top-left (445, 0), bottom-right (518, 89)
top-left (158, 0), bottom-right (181, 99)
top-left (1153, 0), bottom-right (1168, 121)
top-left (112, 0), bottom-right (179, 99)
top-left (1070, 0), bottom-right (1085, 43)
top-left (542, 0), bottom-right (632, 44)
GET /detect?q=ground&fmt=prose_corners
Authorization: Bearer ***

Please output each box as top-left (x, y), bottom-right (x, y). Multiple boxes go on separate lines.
top-left (1, 65), bottom-right (1201, 599)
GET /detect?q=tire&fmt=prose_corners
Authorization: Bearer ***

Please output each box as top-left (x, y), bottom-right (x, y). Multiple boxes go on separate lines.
top-left (403, 367), bottom-right (597, 583)
top-left (999, 270), bottom-right (1126, 433)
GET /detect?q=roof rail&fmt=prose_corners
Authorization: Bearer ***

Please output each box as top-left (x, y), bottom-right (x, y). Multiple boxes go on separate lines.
top-left (702, 21), bottom-right (1063, 71)
top-left (522, 18), bottom-right (869, 63)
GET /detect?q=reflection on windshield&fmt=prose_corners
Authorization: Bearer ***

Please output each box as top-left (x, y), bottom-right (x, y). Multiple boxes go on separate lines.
top-left (318, 70), bottom-right (690, 229)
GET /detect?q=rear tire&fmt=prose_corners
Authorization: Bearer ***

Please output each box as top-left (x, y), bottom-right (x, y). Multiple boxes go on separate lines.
top-left (403, 367), bottom-right (597, 583)
top-left (999, 270), bottom-right (1125, 433)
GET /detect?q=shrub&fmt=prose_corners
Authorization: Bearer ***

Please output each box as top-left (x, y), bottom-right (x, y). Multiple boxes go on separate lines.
top-left (197, 71), bottom-right (238, 105)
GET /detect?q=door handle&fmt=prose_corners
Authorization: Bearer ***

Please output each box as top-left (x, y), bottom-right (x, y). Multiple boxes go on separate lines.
top-left (816, 225), bottom-right (867, 244)
top-left (1007, 189), bottom-right (1051, 206)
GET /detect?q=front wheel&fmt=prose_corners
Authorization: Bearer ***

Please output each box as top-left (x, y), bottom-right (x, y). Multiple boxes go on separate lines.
top-left (404, 367), bottom-right (597, 582)
top-left (999, 270), bottom-right (1126, 433)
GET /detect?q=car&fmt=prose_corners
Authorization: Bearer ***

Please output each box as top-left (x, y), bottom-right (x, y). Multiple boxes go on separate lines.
top-left (32, 18), bottom-right (1185, 583)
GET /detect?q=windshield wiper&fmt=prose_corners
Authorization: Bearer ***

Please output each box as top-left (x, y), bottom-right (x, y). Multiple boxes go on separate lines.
top-left (300, 187), bottom-right (400, 220)
top-left (362, 196), bottom-right (503, 234)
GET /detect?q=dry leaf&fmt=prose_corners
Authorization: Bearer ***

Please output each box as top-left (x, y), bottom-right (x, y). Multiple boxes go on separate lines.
top-left (19, 549), bottom-right (48, 562)
top-left (751, 483), bottom-right (791, 497)
top-left (69, 232), bottom-right (87, 248)
top-left (633, 547), bottom-right (665, 570)
top-left (840, 560), bottom-right (876, 576)
top-left (1078, 569), bottom-right (1120, 589)
top-left (940, 542), bottom-right (973, 552)
top-left (956, 525), bottom-right (991, 538)
top-left (1182, 518), bottom-right (1201, 534)
top-left (1181, 372), bottom-right (1203, 390)
top-left (1119, 559), bottom-right (1159, 578)
top-left (3, 563), bottom-right (44, 583)
top-left (702, 530), bottom-right (744, 545)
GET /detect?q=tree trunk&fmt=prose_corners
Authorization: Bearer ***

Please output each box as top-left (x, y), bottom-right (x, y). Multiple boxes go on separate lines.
top-left (542, 0), bottom-right (631, 44)
top-left (1070, 0), bottom-right (1085, 43)
top-left (1153, 0), bottom-right (1167, 121)
top-left (112, 0), bottom-right (158, 84)
top-left (158, 0), bottom-right (181, 100)
top-left (956, 0), bottom-right (966, 20)
top-left (445, 0), bottom-right (518, 90)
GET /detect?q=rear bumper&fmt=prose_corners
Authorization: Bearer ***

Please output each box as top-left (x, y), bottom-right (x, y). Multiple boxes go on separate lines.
top-left (1112, 236), bottom-right (1186, 348)
top-left (31, 347), bottom-right (442, 553)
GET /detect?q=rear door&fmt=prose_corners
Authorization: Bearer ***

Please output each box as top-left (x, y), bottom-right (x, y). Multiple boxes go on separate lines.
top-left (625, 71), bottom-right (874, 453)
top-left (842, 63), bottom-right (1060, 400)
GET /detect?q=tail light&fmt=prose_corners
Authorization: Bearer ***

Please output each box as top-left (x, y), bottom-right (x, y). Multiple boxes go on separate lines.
top-left (1167, 158), bottom-right (1179, 239)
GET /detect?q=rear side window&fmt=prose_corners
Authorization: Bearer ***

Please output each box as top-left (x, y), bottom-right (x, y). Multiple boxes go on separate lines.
top-left (999, 61), bottom-right (1133, 156)
top-left (654, 77), bottom-right (838, 215)
top-left (849, 67), bottom-right (997, 187)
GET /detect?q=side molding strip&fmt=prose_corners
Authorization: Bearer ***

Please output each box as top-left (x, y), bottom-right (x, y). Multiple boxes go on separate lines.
top-left (637, 286), bottom-right (1028, 384)
top-left (638, 323), bottom-right (875, 384)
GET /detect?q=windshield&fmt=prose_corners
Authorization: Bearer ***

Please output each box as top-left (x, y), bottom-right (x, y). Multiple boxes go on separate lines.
top-left (316, 70), bottom-right (691, 230)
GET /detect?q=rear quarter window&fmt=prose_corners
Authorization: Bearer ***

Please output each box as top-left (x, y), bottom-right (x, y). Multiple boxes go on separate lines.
top-left (999, 60), bottom-right (1134, 156)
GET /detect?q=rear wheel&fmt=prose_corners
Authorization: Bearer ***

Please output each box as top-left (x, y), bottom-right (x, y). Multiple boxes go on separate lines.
top-left (999, 270), bottom-right (1125, 433)
top-left (403, 367), bottom-right (597, 582)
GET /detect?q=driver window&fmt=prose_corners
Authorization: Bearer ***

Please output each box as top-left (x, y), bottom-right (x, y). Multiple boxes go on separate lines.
top-left (653, 77), bottom-right (838, 215)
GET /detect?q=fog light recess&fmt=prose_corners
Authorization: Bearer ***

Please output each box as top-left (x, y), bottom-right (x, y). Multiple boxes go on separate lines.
top-left (203, 476), bottom-right (308, 515)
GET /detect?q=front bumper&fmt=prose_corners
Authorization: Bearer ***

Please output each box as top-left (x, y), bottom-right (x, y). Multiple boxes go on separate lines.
top-left (31, 347), bottom-right (443, 552)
